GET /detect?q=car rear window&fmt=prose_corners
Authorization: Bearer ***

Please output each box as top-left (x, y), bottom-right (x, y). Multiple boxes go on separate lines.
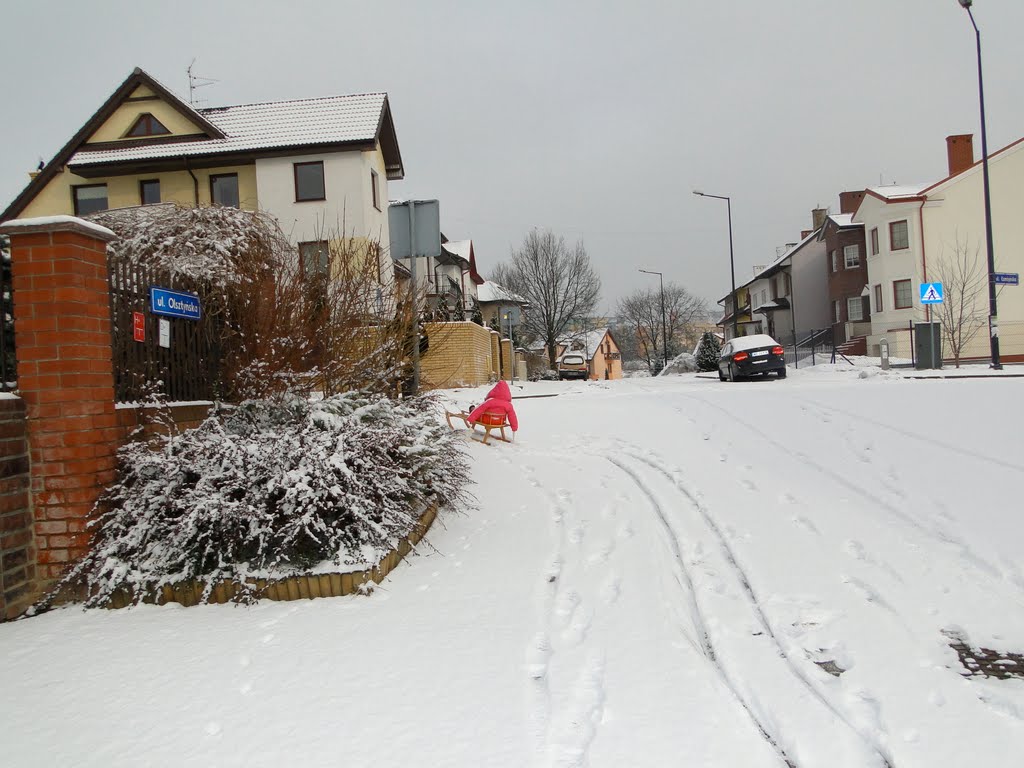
top-left (561, 355), bottom-right (585, 365)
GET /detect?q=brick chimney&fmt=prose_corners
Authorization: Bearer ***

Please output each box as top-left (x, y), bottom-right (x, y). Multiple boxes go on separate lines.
top-left (839, 191), bottom-right (865, 215)
top-left (800, 229), bottom-right (812, 240)
top-left (811, 208), bottom-right (828, 231)
top-left (946, 134), bottom-right (975, 177)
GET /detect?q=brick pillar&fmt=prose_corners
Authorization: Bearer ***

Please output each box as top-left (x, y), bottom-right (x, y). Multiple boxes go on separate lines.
top-left (0, 216), bottom-right (119, 587)
top-left (489, 331), bottom-right (500, 377)
top-left (500, 338), bottom-right (513, 381)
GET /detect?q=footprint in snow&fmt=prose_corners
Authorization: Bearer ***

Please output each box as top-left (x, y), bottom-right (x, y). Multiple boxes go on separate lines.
top-left (569, 525), bottom-right (585, 545)
top-left (600, 576), bottom-right (621, 605)
top-left (844, 540), bottom-right (868, 561)
top-left (792, 515), bottom-right (821, 536)
top-left (205, 722), bottom-right (222, 737)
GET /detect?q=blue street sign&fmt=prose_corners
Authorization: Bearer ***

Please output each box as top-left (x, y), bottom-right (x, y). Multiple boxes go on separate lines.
top-left (994, 272), bottom-right (1019, 286)
top-left (920, 282), bottom-right (944, 304)
top-left (150, 287), bottom-right (201, 320)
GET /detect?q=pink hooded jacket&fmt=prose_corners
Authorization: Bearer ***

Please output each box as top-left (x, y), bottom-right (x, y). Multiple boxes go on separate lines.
top-left (467, 380), bottom-right (519, 432)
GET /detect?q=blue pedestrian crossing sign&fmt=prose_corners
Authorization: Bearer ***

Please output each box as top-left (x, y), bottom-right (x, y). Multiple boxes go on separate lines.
top-left (919, 282), bottom-right (944, 304)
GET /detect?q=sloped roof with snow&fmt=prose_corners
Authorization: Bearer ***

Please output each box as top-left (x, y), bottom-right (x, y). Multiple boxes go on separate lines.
top-left (477, 280), bottom-right (527, 304)
top-left (866, 184), bottom-right (928, 202)
top-left (441, 239), bottom-right (484, 285)
top-left (558, 327), bottom-right (612, 360)
top-left (827, 213), bottom-right (858, 228)
top-left (70, 93), bottom-right (389, 165)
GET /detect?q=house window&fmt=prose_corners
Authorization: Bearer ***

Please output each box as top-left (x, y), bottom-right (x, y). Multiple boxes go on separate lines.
top-left (72, 184), bottom-right (107, 215)
top-left (873, 284), bottom-right (883, 313)
top-left (833, 300), bottom-right (841, 323)
top-left (894, 279), bottom-right (912, 309)
top-left (870, 227), bottom-right (879, 256)
top-left (139, 179), bottom-right (160, 205)
top-left (831, 250), bottom-right (838, 272)
top-left (371, 169), bottom-right (381, 211)
top-left (127, 113), bottom-right (170, 138)
top-left (890, 220), bottom-right (909, 251)
top-left (844, 244), bottom-right (860, 269)
top-left (210, 174), bottom-right (239, 208)
top-left (299, 241), bottom-right (330, 278)
top-left (847, 296), bottom-right (865, 322)
top-left (294, 161), bottom-right (325, 202)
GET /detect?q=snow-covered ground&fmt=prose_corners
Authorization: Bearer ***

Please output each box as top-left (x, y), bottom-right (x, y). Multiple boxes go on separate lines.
top-left (3, 366), bottom-right (1024, 767)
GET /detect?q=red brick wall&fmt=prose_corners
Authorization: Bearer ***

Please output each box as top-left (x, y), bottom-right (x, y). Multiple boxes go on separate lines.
top-left (2, 220), bottom-right (119, 591)
top-left (823, 220), bottom-right (870, 344)
top-left (0, 397), bottom-right (32, 620)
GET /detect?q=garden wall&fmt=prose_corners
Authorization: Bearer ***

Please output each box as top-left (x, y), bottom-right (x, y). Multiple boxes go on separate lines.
top-left (421, 321), bottom-right (494, 388)
top-left (0, 396), bottom-right (32, 620)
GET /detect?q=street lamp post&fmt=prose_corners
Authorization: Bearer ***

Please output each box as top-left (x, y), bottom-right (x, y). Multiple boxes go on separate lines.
top-left (958, 0), bottom-right (1002, 369)
top-left (693, 190), bottom-right (738, 340)
top-left (639, 269), bottom-right (668, 370)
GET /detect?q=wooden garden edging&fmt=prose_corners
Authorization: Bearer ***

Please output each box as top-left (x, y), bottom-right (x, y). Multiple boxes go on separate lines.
top-left (100, 503), bottom-right (439, 609)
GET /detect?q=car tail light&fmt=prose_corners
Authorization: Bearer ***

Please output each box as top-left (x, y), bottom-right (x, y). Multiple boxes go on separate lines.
top-left (733, 351), bottom-right (749, 362)
top-left (771, 346), bottom-right (784, 356)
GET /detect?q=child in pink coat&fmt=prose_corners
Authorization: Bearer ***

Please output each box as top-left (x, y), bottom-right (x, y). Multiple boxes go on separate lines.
top-left (467, 380), bottom-right (519, 433)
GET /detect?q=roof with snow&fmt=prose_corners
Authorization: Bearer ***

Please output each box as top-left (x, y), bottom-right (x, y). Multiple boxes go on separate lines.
top-left (71, 93), bottom-right (391, 166)
top-left (826, 213), bottom-right (859, 228)
top-left (557, 327), bottom-right (614, 360)
top-left (2, 67), bottom-right (404, 221)
top-left (866, 184), bottom-right (928, 202)
top-left (441, 239), bottom-right (484, 285)
top-left (477, 280), bottom-right (527, 305)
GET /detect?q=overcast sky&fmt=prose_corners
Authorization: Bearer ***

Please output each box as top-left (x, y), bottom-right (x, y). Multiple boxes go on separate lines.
top-left (3, 0), bottom-right (1024, 314)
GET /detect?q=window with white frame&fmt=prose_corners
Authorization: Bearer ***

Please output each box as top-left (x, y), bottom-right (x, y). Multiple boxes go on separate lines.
top-left (833, 300), bottom-right (841, 323)
top-left (831, 250), bottom-right (838, 272)
top-left (847, 296), bottom-right (864, 322)
top-left (844, 244), bottom-right (860, 269)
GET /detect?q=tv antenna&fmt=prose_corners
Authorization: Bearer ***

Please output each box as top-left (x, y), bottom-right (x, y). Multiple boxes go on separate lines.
top-left (187, 59), bottom-right (218, 107)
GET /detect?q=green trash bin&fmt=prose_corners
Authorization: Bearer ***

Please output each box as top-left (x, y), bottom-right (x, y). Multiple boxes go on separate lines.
top-left (915, 322), bottom-right (942, 370)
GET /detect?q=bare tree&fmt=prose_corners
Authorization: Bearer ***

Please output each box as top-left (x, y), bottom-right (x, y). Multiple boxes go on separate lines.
top-left (935, 234), bottom-right (989, 368)
top-left (616, 283), bottom-right (708, 374)
top-left (492, 229), bottom-right (601, 369)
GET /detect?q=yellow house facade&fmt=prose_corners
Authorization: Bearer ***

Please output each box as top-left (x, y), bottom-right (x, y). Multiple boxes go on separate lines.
top-left (2, 67), bottom-right (404, 290)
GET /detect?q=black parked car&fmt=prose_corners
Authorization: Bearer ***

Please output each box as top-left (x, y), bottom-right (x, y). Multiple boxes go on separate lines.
top-left (718, 334), bottom-right (787, 381)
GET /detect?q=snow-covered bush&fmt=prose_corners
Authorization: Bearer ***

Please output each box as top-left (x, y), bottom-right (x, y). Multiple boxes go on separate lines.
top-left (91, 204), bottom-right (417, 400)
top-left (54, 392), bottom-right (472, 608)
top-left (659, 352), bottom-right (698, 376)
top-left (695, 332), bottom-right (722, 372)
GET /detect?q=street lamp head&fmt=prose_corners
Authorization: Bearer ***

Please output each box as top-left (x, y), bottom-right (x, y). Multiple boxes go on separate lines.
top-left (958, 0), bottom-right (972, 8)
top-left (692, 190), bottom-right (704, 197)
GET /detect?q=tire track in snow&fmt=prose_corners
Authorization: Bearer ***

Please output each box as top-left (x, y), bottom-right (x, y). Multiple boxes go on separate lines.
top-left (603, 455), bottom-right (796, 768)
top-left (517, 459), bottom-right (609, 768)
top-left (605, 448), bottom-right (894, 768)
top-left (682, 391), bottom-right (1022, 599)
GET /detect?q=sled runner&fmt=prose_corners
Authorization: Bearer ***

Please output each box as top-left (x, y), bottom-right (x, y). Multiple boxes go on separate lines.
top-left (445, 410), bottom-right (512, 445)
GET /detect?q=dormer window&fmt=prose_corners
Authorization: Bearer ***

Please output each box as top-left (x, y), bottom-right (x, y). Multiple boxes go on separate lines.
top-left (127, 113), bottom-right (171, 138)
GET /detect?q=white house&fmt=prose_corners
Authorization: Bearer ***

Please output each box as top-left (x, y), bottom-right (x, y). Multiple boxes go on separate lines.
top-left (855, 134), bottom-right (1024, 362)
top-left (746, 228), bottom-right (829, 345)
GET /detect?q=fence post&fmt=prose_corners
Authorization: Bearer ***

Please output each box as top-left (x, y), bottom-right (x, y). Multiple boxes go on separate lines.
top-left (0, 216), bottom-right (120, 593)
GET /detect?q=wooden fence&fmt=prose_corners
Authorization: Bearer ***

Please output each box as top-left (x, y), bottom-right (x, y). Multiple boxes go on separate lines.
top-left (107, 256), bottom-right (221, 402)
